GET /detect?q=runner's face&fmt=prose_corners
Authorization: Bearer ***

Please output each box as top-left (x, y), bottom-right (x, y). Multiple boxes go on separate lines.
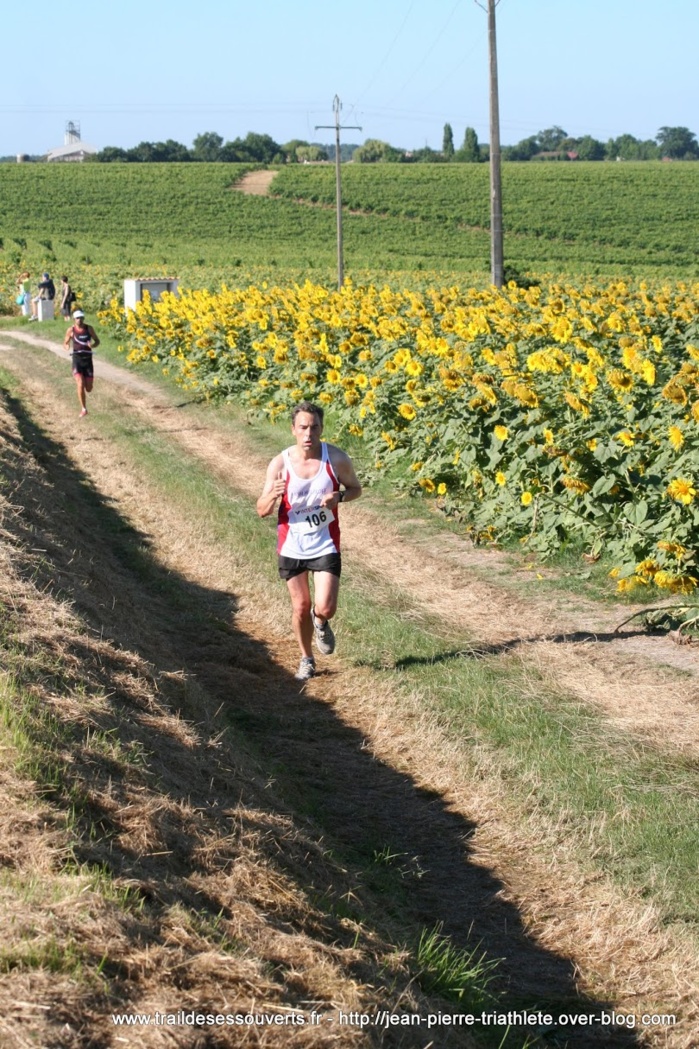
top-left (292, 412), bottom-right (323, 450)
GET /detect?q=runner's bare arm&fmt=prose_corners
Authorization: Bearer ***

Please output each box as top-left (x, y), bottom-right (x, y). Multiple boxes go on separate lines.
top-left (321, 448), bottom-right (362, 508)
top-left (256, 455), bottom-right (286, 517)
top-left (88, 326), bottom-right (101, 349)
top-left (63, 327), bottom-right (73, 350)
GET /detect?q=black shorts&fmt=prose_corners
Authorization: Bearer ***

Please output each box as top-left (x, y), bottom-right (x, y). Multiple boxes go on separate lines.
top-left (278, 553), bottom-right (342, 580)
top-left (72, 353), bottom-right (94, 379)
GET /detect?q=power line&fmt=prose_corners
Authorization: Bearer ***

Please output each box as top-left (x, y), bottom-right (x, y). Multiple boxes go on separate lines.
top-left (0, 102), bottom-right (331, 116)
top-left (352, 1), bottom-right (416, 107)
top-left (407, 23), bottom-right (486, 112)
top-left (380, 0), bottom-right (463, 110)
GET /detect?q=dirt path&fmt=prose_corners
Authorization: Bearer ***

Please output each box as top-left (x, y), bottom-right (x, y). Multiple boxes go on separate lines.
top-left (160, 409), bottom-right (699, 753)
top-left (1, 330), bottom-right (698, 1046)
top-left (233, 169), bottom-right (278, 195)
top-left (8, 331), bottom-right (696, 755)
top-left (11, 328), bottom-right (692, 752)
top-left (177, 436), bottom-right (697, 733)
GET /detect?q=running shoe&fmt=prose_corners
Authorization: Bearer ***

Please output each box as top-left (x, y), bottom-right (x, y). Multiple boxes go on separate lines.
top-left (294, 656), bottom-right (316, 681)
top-left (312, 608), bottom-right (335, 655)
top-left (79, 408), bottom-right (88, 418)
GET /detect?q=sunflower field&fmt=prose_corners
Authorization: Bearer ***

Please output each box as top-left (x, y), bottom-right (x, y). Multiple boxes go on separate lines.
top-left (101, 277), bottom-right (699, 593)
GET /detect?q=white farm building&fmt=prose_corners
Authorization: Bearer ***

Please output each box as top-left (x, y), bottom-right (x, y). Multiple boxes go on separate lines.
top-left (46, 122), bottom-right (97, 163)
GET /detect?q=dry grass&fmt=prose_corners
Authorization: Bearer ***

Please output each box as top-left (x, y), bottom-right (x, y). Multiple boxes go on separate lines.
top-left (321, 665), bottom-right (699, 1032)
top-left (0, 384), bottom-right (480, 1047)
top-left (0, 336), bottom-right (697, 1047)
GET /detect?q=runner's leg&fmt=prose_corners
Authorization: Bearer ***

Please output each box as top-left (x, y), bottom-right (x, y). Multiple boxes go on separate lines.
top-left (286, 572), bottom-right (314, 658)
top-left (312, 571), bottom-right (340, 624)
top-left (74, 373), bottom-right (87, 412)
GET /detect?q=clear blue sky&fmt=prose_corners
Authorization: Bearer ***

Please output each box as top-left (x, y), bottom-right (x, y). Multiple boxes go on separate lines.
top-left (2, 0), bottom-right (697, 156)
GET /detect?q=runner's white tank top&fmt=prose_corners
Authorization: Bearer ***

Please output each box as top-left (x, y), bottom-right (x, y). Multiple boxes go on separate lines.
top-left (277, 443), bottom-right (341, 558)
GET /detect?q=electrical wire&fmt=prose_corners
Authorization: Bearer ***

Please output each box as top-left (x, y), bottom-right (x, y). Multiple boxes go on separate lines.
top-left (351, 1), bottom-right (416, 108)
top-left (380, 0), bottom-right (464, 109)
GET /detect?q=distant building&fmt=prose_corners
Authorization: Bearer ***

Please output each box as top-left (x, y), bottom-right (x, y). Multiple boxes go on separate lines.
top-left (531, 150), bottom-right (579, 162)
top-left (46, 121), bottom-right (97, 163)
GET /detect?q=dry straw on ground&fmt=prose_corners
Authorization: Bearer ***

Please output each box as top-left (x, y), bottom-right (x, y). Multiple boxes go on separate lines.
top-left (0, 332), bottom-right (697, 1046)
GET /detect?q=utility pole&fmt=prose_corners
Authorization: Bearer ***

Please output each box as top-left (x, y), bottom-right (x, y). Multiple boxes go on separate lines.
top-left (476, 0), bottom-right (504, 286)
top-left (316, 96), bottom-right (362, 289)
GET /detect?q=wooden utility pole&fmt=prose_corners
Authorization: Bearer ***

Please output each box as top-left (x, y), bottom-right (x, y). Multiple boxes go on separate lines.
top-left (476, 0), bottom-right (504, 286)
top-left (316, 96), bottom-right (362, 289)
top-left (488, 0), bottom-right (504, 286)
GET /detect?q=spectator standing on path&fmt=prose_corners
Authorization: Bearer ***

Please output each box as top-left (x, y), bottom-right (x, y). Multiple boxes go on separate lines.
top-left (63, 310), bottom-right (100, 417)
top-left (59, 276), bottom-right (76, 320)
top-left (256, 401), bottom-right (362, 682)
top-left (30, 272), bottom-right (56, 319)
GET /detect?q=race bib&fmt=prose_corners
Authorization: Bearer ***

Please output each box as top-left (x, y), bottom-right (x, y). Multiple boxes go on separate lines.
top-left (288, 504), bottom-right (335, 534)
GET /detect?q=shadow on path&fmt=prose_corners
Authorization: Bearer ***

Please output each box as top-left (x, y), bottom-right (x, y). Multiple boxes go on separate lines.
top-left (381, 629), bottom-right (658, 671)
top-left (0, 385), bottom-right (641, 1047)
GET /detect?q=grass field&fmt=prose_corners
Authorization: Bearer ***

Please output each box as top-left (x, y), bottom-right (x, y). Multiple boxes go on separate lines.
top-left (271, 161), bottom-right (699, 274)
top-left (0, 159), bottom-right (697, 1045)
top-left (1, 161), bottom-right (698, 316)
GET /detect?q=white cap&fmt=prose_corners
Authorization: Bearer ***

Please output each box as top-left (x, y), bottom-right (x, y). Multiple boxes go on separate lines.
top-left (73, 309), bottom-right (85, 318)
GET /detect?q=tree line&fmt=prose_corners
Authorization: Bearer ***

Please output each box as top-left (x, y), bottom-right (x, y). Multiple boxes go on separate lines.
top-left (88, 133), bottom-right (358, 165)
top-left (500, 124), bottom-right (699, 162)
top-left (90, 124), bottom-right (699, 164)
top-left (363, 124), bottom-right (699, 163)
top-left (3, 124), bottom-right (697, 166)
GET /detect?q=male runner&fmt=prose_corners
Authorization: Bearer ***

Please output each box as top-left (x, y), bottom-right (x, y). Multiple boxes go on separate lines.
top-left (257, 401), bottom-right (362, 681)
top-left (63, 310), bottom-right (100, 417)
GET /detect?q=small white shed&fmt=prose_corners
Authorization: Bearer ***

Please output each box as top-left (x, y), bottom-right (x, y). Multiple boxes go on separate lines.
top-left (124, 278), bottom-right (179, 312)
